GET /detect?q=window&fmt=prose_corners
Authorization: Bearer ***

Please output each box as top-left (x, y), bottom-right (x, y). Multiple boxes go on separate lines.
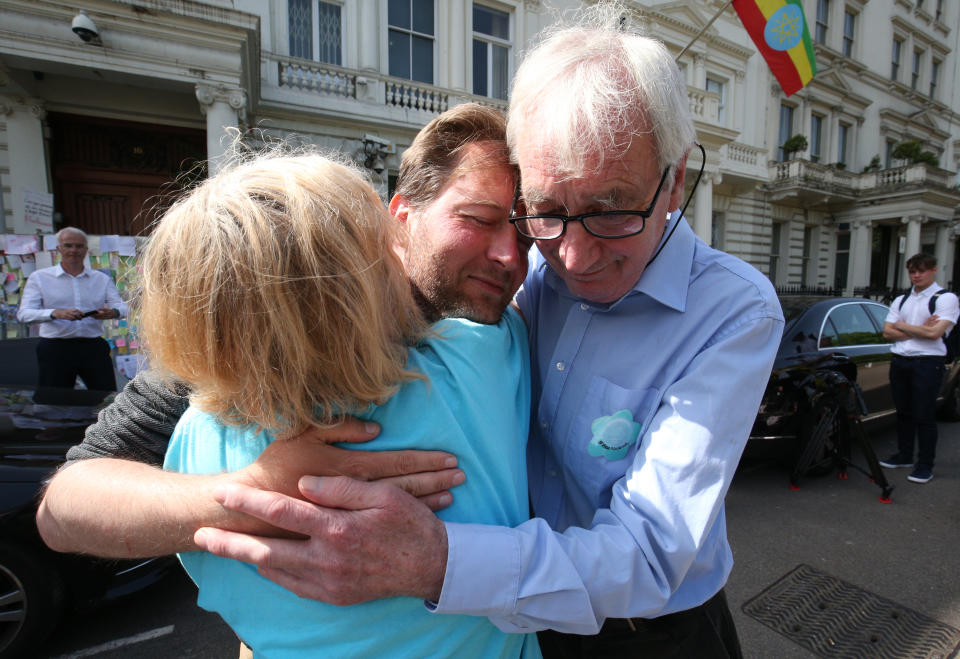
top-left (770, 222), bottom-right (782, 281)
top-left (472, 4), bottom-right (510, 100)
top-left (834, 230), bottom-right (849, 290)
top-left (842, 10), bottom-right (855, 57)
top-left (778, 104), bottom-right (794, 162)
top-left (810, 114), bottom-right (823, 162)
top-left (837, 122), bottom-right (849, 165)
top-left (801, 226), bottom-right (814, 284)
top-left (930, 59), bottom-right (940, 98)
top-left (912, 51), bottom-right (923, 88)
top-left (823, 304), bottom-right (883, 347)
top-left (711, 212), bottom-right (725, 250)
top-left (891, 38), bottom-right (902, 81)
top-left (289, 0), bottom-right (343, 65)
top-left (863, 303), bottom-right (893, 343)
top-left (706, 76), bottom-right (726, 124)
top-left (388, 0), bottom-right (435, 83)
top-left (885, 139), bottom-right (895, 168)
top-left (815, 0), bottom-right (829, 44)
top-left (936, 0), bottom-right (943, 21)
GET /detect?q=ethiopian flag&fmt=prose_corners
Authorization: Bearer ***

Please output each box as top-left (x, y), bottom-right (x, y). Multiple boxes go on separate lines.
top-left (732, 0), bottom-right (817, 96)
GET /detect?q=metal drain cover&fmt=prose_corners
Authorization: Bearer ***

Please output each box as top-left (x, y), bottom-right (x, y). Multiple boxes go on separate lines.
top-left (742, 564), bottom-right (960, 658)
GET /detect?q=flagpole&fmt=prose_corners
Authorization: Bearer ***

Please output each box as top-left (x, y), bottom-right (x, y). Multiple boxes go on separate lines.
top-left (676, 0), bottom-right (735, 61)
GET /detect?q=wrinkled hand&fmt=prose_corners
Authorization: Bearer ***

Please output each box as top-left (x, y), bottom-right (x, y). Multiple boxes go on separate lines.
top-left (195, 476), bottom-right (447, 604)
top-left (230, 417), bottom-right (463, 511)
top-left (52, 308), bottom-right (83, 320)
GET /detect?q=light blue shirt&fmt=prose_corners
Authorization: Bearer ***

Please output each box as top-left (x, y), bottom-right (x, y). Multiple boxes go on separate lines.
top-left (436, 215), bottom-right (784, 634)
top-left (16, 265), bottom-right (127, 338)
top-left (166, 309), bottom-right (541, 658)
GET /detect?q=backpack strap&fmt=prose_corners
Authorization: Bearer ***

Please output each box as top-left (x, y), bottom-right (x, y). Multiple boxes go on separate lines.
top-left (928, 291), bottom-right (943, 315)
top-left (898, 288), bottom-right (912, 311)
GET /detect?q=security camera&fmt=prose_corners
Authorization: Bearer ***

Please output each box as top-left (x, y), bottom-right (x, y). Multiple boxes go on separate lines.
top-left (72, 11), bottom-right (100, 43)
top-left (363, 134), bottom-right (392, 149)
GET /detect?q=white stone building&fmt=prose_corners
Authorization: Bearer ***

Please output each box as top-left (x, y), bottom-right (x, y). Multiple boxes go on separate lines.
top-left (2, 0), bottom-right (958, 291)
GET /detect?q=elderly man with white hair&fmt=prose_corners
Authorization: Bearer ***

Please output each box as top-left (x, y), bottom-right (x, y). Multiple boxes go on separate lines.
top-left (17, 227), bottom-right (126, 391)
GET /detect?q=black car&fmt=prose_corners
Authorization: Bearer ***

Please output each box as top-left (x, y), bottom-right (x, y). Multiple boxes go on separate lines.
top-left (748, 296), bottom-right (960, 480)
top-left (0, 339), bottom-right (173, 658)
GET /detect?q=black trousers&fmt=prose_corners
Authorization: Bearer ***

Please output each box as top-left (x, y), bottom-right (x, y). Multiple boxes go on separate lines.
top-left (36, 337), bottom-right (117, 392)
top-left (890, 354), bottom-right (944, 469)
top-left (537, 589), bottom-right (742, 659)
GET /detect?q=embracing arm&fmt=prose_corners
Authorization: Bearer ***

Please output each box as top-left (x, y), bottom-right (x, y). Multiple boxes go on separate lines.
top-left (194, 312), bottom-right (783, 631)
top-left (38, 371), bottom-right (462, 558)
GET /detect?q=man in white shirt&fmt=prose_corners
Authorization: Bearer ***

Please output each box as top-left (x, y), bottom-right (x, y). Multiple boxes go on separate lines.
top-left (881, 253), bottom-right (959, 483)
top-left (16, 227), bottom-right (127, 391)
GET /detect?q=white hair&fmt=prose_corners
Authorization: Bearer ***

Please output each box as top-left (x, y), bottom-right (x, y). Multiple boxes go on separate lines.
top-left (507, 1), bottom-right (696, 175)
top-left (56, 226), bottom-right (88, 243)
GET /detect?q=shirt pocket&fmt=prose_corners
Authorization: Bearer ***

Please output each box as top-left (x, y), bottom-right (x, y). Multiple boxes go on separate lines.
top-left (568, 376), bottom-right (660, 508)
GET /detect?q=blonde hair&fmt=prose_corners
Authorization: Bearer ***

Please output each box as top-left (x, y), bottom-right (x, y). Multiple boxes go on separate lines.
top-left (140, 152), bottom-right (428, 434)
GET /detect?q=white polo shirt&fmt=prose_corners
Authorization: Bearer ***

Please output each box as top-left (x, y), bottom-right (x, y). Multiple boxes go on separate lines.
top-left (885, 283), bottom-right (959, 357)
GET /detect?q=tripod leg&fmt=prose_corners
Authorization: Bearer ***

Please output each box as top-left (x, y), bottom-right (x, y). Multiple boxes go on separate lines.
top-left (850, 418), bottom-right (894, 503)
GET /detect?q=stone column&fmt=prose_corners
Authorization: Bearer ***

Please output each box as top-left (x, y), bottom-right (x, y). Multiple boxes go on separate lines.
top-left (357, 0), bottom-right (378, 71)
top-left (0, 97), bottom-right (48, 233)
top-left (692, 172), bottom-right (716, 243)
top-left (847, 220), bottom-right (872, 294)
top-left (195, 84), bottom-right (246, 175)
top-left (446, 1), bottom-right (465, 91)
top-left (692, 53), bottom-right (706, 89)
top-left (945, 225), bottom-right (959, 289)
top-left (934, 221), bottom-right (952, 285)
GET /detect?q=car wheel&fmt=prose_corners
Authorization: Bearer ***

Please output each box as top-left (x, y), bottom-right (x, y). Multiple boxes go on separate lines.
top-left (791, 399), bottom-right (841, 484)
top-left (0, 543), bottom-right (65, 659)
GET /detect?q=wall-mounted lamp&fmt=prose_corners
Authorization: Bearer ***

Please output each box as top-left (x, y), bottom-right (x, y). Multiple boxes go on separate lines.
top-left (72, 10), bottom-right (102, 45)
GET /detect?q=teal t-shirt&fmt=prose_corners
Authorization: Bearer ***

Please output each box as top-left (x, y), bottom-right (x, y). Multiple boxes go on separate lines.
top-left (164, 308), bottom-right (539, 658)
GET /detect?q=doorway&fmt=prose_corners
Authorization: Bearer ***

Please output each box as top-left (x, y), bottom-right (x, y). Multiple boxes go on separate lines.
top-left (48, 114), bottom-right (205, 235)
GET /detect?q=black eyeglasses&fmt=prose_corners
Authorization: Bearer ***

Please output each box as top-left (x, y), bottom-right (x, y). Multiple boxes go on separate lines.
top-left (509, 167), bottom-right (671, 240)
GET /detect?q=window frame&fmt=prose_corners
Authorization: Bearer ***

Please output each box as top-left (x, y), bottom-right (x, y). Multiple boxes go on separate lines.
top-left (837, 122), bottom-right (850, 165)
top-left (842, 9), bottom-right (855, 57)
top-left (387, 0), bottom-right (437, 84)
top-left (705, 76), bottom-right (726, 124)
top-left (911, 49), bottom-right (922, 91)
top-left (815, 0), bottom-right (830, 45)
top-left (288, 0), bottom-right (344, 66)
top-left (891, 38), bottom-right (902, 81)
top-left (471, 3), bottom-right (513, 101)
top-left (810, 113), bottom-right (823, 162)
top-left (778, 103), bottom-right (795, 162)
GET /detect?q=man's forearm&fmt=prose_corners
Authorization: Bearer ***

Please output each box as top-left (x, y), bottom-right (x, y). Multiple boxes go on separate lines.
top-left (37, 458), bottom-right (269, 558)
top-left (892, 320), bottom-right (948, 340)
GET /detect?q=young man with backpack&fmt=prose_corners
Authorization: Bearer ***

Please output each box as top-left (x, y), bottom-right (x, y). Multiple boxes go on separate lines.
top-left (880, 253), bottom-right (959, 483)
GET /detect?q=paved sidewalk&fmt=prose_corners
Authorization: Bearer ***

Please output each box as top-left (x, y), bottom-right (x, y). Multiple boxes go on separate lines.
top-left (726, 420), bottom-right (960, 658)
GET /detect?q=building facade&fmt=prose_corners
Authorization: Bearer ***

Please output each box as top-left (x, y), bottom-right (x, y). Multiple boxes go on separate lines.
top-left (2, 0), bottom-right (958, 292)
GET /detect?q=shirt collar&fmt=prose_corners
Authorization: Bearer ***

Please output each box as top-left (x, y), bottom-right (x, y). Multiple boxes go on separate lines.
top-left (54, 264), bottom-right (91, 278)
top-left (912, 282), bottom-right (943, 298)
top-left (540, 211), bottom-right (695, 313)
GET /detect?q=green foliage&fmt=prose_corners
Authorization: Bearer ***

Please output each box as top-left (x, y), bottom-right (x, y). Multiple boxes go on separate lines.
top-left (892, 140), bottom-right (939, 166)
top-left (782, 134), bottom-right (808, 157)
top-left (862, 155), bottom-right (881, 172)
